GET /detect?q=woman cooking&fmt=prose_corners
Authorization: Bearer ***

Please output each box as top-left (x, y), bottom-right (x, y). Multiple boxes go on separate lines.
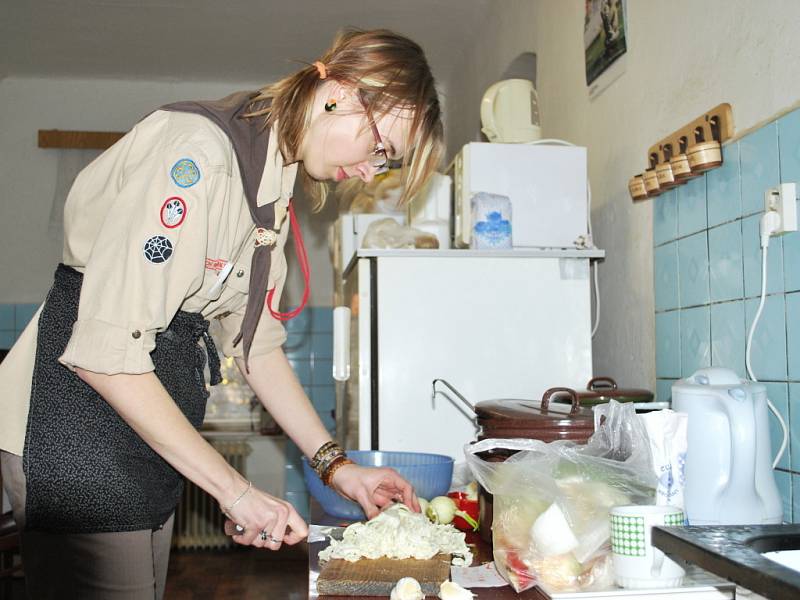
top-left (0, 28), bottom-right (443, 599)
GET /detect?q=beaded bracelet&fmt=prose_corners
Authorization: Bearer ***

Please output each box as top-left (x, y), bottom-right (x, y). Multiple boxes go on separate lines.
top-left (322, 456), bottom-right (355, 487)
top-left (310, 441), bottom-right (346, 479)
top-left (309, 441), bottom-right (339, 469)
top-left (220, 480), bottom-right (252, 517)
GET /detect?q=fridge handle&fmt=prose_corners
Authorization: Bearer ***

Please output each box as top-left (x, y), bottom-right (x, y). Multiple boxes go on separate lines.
top-left (332, 306), bottom-right (351, 381)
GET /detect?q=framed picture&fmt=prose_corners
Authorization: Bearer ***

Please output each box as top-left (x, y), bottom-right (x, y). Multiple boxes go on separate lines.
top-left (584, 0), bottom-right (628, 99)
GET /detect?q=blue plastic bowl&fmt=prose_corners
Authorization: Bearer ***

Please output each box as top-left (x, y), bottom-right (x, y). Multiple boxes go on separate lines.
top-left (302, 450), bottom-right (454, 520)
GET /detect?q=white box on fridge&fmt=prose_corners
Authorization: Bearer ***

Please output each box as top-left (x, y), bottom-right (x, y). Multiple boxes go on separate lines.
top-left (452, 142), bottom-right (588, 249)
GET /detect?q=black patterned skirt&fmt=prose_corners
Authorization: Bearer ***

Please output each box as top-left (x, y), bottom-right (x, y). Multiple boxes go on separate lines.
top-left (22, 264), bottom-right (221, 533)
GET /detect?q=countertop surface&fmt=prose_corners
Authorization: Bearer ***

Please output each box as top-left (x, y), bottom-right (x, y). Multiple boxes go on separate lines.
top-left (652, 524), bottom-right (800, 600)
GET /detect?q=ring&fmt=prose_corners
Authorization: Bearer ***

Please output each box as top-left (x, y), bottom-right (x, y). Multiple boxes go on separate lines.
top-left (260, 530), bottom-right (278, 543)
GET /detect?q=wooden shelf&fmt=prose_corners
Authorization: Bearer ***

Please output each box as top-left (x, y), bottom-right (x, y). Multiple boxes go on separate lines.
top-left (38, 129), bottom-right (125, 150)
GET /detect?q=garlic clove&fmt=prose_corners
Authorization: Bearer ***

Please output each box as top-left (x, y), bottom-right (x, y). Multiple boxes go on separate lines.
top-left (390, 576), bottom-right (424, 600)
top-left (438, 580), bottom-right (475, 600)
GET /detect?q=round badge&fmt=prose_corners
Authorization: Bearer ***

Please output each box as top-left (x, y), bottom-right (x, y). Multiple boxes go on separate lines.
top-left (143, 235), bottom-right (174, 264)
top-left (170, 158), bottom-right (201, 188)
top-left (160, 197), bottom-right (187, 228)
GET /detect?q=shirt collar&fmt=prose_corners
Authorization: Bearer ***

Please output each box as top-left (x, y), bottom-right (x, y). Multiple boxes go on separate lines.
top-left (257, 124), bottom-right (298, 207)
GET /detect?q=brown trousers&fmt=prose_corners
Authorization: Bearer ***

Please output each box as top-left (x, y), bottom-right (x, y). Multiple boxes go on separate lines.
top-left (1, 450), bottom-right (173, 600)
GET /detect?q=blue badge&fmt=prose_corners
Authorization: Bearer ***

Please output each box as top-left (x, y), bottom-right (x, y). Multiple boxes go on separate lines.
top-left (143, 235), bottom-right (174, 264)
top-left (170, 158), bottom-right (201, 188)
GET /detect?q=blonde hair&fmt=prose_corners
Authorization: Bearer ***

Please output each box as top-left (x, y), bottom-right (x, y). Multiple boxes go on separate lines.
top-left (246, 28), bottom-right (444, 211)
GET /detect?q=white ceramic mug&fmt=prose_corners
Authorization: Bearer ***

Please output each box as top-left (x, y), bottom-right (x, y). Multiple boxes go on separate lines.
top-left (610, 505), bottom-right (686, 589)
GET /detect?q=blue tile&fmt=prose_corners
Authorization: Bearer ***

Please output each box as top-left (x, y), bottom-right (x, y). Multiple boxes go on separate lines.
top-left (654, 189), bottom-right (678, 245)
top-left (311, 332), bottom-right (333, 360)
top-left (284, 491), bottom-right (309, 520)
top-left (0, 305), bottom-right (13, 330)
top-left (710, 300), bottom-right (746, 379)
top-left (285, 310), bottom-right (311, 333)
top-left (311, 308), bottom-right (334, 333)
top-left (289, 358), bottom-right (312, 385)
top-left (656, 312), bottom-right (680, 378)
top-left (775, 470), bottom-right (792, 523)
top-left (656, 379), bottom-right (677, 404)
top-left (680, 305), bottom-right (711, 376)
top-left (740, 121), bottom-right (780, 216)
top-left (791, 384), bottom-right (800, 477)
top-left (319, 410), bottom-right (336, 432)
top-left (311, 386), bottom-right (336, 412)
top-left (708, 222), bottom-right (744, 302)
top-left (14, 303), bottom-right (38, 330)
top-left (707, 142), bottom-right (742, 226)
top-left (0, 330), bottom-right (15, 350)
top-left (793, 474), bottom-right (800, 524)
top-left (765, 382), bottom-right (789, 470)
top-left (284, 440), bottom-right (304, 467)
top-left (742, 214), bottom-right (784, 297)
top-left (284, 463), bottom-right (307, 493)
top-left (678, 175), bottom-right (708, 236)
top-left (784, 199), bottom-right (800, 292)
top-left (778, 108), bottom-right (800, 184)
top-left (312, 359), bottom-right (334, 386)
top-left (787, 293), bottom-right (800, 380)
top-left (678, 232), bottom-right (710, 307)
top-left (283, 331), bottom-right (312, 359)
top-left (654, 243), bottom-right (680, 311)
top-left (745, 294), bottom-right (787, 381)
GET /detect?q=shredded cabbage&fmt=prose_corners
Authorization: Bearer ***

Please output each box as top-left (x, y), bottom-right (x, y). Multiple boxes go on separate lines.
top-left (318, 504), bottom-right (473, 566)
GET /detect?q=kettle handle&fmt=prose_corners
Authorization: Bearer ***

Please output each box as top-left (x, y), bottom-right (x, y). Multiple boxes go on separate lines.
top-left (480, 81), bottom-right (503, 143)
top-left (721, 387), bottom-right (757, 500)
top-left (541, 387), bottom-right (582, 415)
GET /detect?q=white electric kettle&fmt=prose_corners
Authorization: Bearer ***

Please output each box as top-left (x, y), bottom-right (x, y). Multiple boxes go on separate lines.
top-left (480, 78), bottom-right (542, 143)
top-left (672, 368), bottom-right (782, 525)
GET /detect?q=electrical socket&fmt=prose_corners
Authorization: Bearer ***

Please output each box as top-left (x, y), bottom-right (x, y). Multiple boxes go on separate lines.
top-left (763, 183), bottom-right (798, 235)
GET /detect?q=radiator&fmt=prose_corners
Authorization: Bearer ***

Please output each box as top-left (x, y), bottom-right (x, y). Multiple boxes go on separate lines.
top-left (172, 439), bottom-right (251, 550)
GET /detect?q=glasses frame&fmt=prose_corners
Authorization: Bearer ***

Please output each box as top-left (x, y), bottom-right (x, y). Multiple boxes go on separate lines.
top-left (358, 91), bottom-right (390, 175)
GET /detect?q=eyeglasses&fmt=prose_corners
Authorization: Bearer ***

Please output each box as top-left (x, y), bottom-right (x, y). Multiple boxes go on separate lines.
top-left (358, 91), bottom-right (390, 175)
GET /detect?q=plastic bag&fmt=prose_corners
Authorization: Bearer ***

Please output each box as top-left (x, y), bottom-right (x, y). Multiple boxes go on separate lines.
top-left (465, 401), bottom-right (656, 593)
top-left (362, 218), bottom-right (439, 249)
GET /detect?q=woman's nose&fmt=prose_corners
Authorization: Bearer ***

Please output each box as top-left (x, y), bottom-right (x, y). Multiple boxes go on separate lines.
top-left (355, 161), bottom-right (379, 183)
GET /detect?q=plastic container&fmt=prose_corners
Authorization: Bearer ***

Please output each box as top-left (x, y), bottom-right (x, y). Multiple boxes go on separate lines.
top-left (302, 450), bottom-right (454, 520)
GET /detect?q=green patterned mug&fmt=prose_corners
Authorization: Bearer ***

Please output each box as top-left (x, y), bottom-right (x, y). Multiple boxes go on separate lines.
top-left (610, 505), bottom-right (686, 589)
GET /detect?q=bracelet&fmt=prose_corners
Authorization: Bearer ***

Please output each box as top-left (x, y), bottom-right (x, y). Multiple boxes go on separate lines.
top-left (220, 480), bottom-right (252, 517)
top-left (322, 456), bottom-right (355, 487)
top-left (309, 441), bottom-right (340, 469)
top-left (310, 441), bottom-right (346, 478)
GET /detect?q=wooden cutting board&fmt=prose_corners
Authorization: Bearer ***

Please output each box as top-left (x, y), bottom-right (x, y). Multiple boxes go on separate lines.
top-left (316, 554), bottom-right (451, 596)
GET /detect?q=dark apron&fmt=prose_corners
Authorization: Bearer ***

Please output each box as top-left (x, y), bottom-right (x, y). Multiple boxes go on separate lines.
top-left (22, 264), bottom-right (222, 533)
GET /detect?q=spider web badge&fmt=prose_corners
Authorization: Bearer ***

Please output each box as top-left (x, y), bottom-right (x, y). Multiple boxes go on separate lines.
top-left (143, 235), bottom-right (174, 264)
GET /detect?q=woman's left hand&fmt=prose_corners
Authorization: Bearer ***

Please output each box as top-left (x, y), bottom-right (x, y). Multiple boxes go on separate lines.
top-left (330, 463), bottom-right (420, 519)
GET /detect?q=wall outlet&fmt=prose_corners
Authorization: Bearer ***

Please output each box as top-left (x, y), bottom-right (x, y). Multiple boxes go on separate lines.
top-left (763, 183), bottom-right (798, 235)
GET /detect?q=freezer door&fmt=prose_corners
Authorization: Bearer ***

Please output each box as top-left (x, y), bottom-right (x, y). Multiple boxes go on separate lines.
top-left (367, 255), bottom-right (593, 461)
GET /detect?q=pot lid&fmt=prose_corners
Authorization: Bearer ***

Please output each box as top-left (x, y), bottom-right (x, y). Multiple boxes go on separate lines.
top-left (553, 377), bottom-right (653, 406)
top-left (475, 387), bottom-right (594, 431)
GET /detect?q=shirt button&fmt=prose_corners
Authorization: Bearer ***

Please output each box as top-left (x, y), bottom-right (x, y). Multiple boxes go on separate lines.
top-left (236, 269), bottom-right (245, 278)
top-left (131, 330), bottom-right (142, 339)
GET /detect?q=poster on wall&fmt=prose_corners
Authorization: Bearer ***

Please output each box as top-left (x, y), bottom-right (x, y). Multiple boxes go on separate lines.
top-left (584, 0), bottom-right (627, 99)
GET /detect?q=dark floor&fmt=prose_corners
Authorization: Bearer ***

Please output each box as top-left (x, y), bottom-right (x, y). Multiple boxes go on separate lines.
top-left (2, 543), bottom-right (308, 599)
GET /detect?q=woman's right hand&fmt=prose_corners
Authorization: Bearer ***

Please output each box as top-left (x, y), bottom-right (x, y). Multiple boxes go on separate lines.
top-left (223, 483), bottom-right (308, 550)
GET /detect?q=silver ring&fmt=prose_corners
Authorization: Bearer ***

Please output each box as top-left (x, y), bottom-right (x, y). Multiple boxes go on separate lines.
top-left (260, 530), bottom-right (278, 543)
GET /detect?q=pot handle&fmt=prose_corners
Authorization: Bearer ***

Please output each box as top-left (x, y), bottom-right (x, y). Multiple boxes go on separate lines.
top-left (541, 387), bottom-right (581, 415)
top-left (587, 376), bottom-right (618, 391)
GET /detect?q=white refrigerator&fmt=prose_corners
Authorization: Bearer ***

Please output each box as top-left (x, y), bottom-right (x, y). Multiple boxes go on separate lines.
top-left (333, 248), bottom-right (603, 462)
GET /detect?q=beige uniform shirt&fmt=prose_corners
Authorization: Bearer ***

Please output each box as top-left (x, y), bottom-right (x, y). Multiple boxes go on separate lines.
top-left (0, 109), bottom-right (298, 455)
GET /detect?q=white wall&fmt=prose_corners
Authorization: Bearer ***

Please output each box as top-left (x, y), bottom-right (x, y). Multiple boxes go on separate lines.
top-left (0, 76), bottom-right (335, 307)
top-left (444, 0), bottom-right (800, 389)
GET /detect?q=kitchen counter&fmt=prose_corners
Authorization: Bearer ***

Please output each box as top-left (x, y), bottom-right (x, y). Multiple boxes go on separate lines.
top-left (653, 524), bottom-right (800, 600)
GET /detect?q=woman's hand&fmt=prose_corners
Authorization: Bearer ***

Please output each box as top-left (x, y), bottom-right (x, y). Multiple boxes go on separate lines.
top-left (224, 484), bottom-right (309, 550)
top-left (330, 464), bottom-right (420, 519)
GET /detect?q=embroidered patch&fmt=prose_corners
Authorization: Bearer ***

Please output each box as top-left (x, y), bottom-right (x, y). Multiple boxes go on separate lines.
top-left (205, 258), bottom-right (228, 271)
top-left (143, 235), bottom-right (174, 264)
top-left (160, 196), bottom-right (187, 228)
top-left (170, 158), bottom-right (201, 188)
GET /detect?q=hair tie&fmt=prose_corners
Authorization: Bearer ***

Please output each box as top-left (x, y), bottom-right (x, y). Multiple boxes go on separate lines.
top-left (313, 61), bottom-right (328, 80)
